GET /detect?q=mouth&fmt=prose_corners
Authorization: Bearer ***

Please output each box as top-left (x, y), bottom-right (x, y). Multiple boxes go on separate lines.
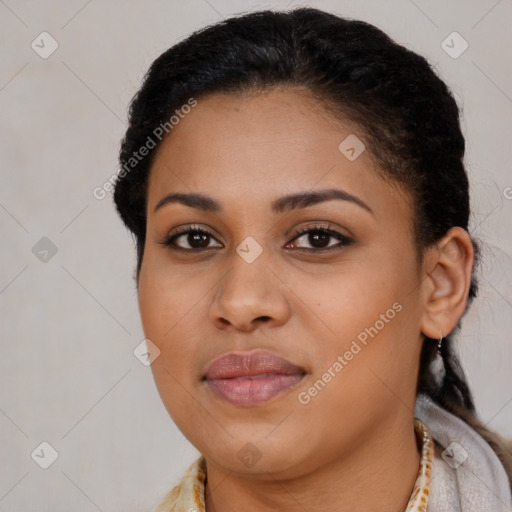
top-left (203, 350), bottom-right (307, 406)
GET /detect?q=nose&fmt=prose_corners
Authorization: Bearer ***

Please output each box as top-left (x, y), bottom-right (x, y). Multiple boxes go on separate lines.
top-left (208, 250), bottom-right (291, 332)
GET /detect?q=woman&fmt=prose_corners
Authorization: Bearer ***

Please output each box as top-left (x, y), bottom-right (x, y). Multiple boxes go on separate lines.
top-left (113, 7), bottom-right (512, 511)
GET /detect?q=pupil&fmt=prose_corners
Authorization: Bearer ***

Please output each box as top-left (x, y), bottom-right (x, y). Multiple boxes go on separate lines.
top-left (190, 233), bottom-right (209, 248)
top-left (310, 231), bottom-right (329, 248)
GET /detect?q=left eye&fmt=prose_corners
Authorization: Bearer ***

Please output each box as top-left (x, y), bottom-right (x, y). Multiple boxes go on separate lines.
top-left (286, 227), bottom-right (353, 251)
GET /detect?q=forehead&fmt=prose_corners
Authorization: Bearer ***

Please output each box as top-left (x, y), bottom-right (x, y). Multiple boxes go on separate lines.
top-left (146, 88), bottom-right (410, 222)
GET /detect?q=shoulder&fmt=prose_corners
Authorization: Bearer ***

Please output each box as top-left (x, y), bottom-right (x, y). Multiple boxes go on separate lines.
top-left (154, 456), bottom-right (206, 512)
top-left (415, 394), bottom-right (511, 511)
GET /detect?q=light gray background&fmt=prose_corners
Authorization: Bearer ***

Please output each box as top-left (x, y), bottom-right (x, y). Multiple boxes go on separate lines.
top-left (1, 0), bottom-right (511, 510)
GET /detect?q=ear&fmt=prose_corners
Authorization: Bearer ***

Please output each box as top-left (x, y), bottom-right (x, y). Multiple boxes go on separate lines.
top-left (420, 227), bottom-right (475, 339)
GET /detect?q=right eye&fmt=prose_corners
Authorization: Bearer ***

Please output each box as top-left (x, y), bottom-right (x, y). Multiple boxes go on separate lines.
top-left (158, 225), bottom-right (223, 251)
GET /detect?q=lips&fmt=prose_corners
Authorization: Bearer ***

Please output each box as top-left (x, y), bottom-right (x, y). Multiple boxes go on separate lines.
top-left (204, 350), bottom-right (306, 406)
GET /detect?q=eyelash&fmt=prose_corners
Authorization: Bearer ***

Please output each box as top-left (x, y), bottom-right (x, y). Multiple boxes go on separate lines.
top-left (158, 223), bottom-right (353, 253)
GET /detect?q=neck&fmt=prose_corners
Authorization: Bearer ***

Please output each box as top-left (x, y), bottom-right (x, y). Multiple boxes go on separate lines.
top-left (204, 415), bottom-right (421, 512)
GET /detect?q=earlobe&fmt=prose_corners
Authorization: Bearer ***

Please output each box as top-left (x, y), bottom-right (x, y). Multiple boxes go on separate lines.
top-left (420, 227), bottom-right (475, 339)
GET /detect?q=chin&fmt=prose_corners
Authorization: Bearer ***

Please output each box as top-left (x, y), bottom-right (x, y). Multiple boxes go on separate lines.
top-left (196, 428), bottom-right (318, 477)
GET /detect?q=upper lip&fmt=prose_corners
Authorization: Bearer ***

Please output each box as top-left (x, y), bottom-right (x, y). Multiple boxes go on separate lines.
top-left (204, 350), bottom-right (306, 380)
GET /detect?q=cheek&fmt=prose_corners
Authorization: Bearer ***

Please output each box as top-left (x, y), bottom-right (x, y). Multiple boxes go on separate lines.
top-left (297, 252), bottom-right (421, 387)
top-left (138, 255), bottom-right (201, 339)
top-left (138, 266), bottom-right (203, 415)
top-left (137, 253), bottom-right (220, 385)
top-left (294, 261), bottom-right (404, 340)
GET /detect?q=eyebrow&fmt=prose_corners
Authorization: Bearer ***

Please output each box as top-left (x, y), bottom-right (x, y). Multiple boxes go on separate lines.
top-left (154, 188), bottom-right (373, 215)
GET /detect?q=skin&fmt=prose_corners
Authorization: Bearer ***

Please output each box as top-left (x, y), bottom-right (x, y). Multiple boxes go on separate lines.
top-left (137, 87), bottom-right (474, 512)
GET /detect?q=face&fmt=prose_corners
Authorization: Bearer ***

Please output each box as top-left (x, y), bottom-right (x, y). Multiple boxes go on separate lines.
top-left (138, 88), bottom-right (427, 478)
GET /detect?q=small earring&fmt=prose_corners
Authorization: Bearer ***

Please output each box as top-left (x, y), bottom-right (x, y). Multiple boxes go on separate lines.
top-left (438, 331), bottom-right (443, 352)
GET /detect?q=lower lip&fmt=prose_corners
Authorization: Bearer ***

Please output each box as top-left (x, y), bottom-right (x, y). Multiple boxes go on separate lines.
top-left (206, 374), bottom-right (305, 406)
